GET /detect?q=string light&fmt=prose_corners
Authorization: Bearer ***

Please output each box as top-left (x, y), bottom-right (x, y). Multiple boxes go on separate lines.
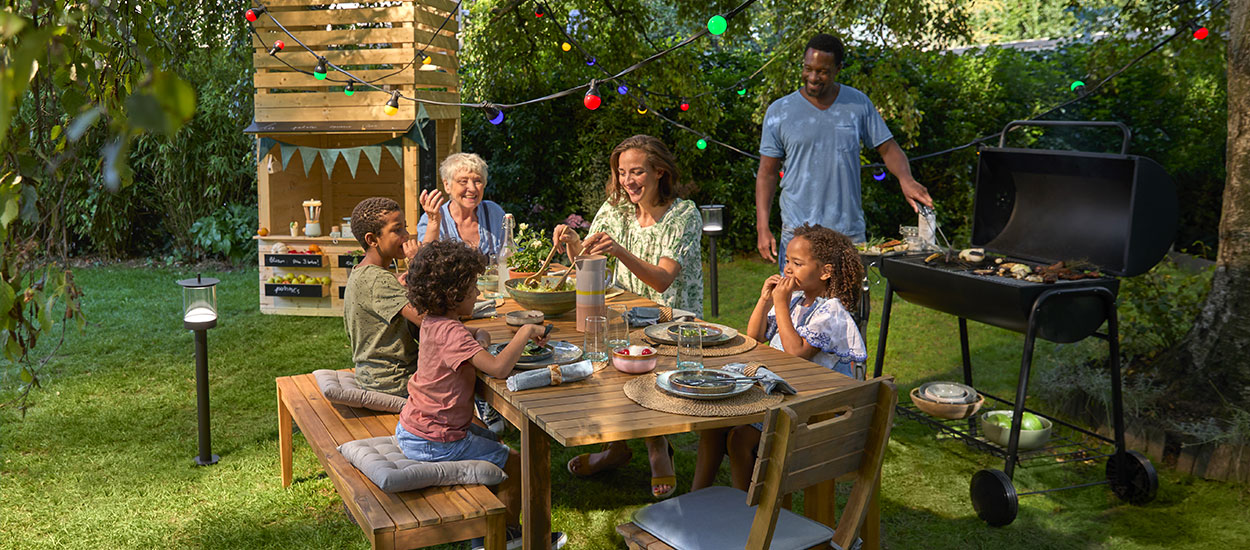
top-left (617, 84), bottom-right (629, 95)
top-left (737, 88), bottom-right (747, 96)
top-left (245, 7), bottom-right (265, 22)
top-left (587, 57), bottom-right (596, 66)
top-left (696, 138), bottom-right (708, 150)
top-left (344, 81), bottom-right (355, 96)
top-left (873, 170), bottom-right (887, 181)
top-left (707, 15), bottom-right (728, 35)
top-left (561, 42), bottom-right (571, 52)
top-left (1070, 80), bottom-right (1086, 93)
top-left (679, 99), bottom-right (690, 111)
top-left (485, 105), bottom-right (505, 125)
top-left (313, 57), bottom-right (328, 80)
top-left (637, 105), bottom-right (648, 114)
top-left (584, 82), bottom-right (602, 110)
top-left (422, 55), bottom-right (432, 65)
top-left (383, 91), bottom-right (400, 116)
top-left (535, 5), bottom-right (545, 18)
top-left (1193, 26), bottom-right (1209, 40)
top-left (267, 40), bottom-right (284, 56)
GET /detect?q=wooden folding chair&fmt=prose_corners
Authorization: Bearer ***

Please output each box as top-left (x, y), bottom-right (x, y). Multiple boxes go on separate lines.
top-left (617, 378), bottom-right (897, 550)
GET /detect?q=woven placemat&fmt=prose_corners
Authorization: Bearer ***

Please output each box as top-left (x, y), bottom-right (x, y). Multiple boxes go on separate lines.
top-left (623, 373), bottom-right (783, 416)
top-left (628, 329), bottom-right (759, 357)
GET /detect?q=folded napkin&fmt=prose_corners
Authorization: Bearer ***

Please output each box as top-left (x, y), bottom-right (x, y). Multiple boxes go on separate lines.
top-left (465, 299), bottom-right (496, 320)
top-left (721, 362), bottom-right (796, 395)
top-left (506, 360), bottom-right (594, 392)
top-left (627, 307), bottom-right (661, 328)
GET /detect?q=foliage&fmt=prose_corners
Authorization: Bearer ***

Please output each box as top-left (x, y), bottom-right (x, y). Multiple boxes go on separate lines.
top-left (1117, 257), bottom-right (1215, 360)
top-left (189, 203), bottom-right (259, 265)
top-left (507, 222), bottom-right (556, 272)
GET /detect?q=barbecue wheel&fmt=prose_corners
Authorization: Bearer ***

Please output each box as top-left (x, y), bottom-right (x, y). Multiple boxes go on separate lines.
top-left (970, 469), bottom-right (1018, 527)
top-left (1106, 450), bottom-right (1158, 504)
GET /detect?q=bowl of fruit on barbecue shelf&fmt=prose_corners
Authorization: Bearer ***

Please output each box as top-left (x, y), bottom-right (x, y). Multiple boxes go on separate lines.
top-left (979, 410), bottom-right (1053, 450)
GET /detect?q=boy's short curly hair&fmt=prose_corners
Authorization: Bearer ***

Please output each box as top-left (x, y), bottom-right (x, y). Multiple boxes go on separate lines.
top-left (404, 240), bottom-right (488, 316)
top-left (351, 197), bottom-right (401, 249)
top-left (792, 223), bottom-right (862, 308)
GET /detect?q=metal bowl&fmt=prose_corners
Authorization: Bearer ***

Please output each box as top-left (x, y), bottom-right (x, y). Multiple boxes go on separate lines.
top-left (979, 410), bottom-right (1053, 450)
top-left (505, 277), bottom-right (576, 316)
top-left (669, 370), bottom-right (737, 396)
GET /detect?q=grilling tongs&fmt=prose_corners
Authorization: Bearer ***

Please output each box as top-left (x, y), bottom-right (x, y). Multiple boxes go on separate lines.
top-left (918, 204), bottom-right (958, 261)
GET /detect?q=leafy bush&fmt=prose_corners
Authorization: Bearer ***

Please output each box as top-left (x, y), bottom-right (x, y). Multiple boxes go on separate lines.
top-left (507, 222), bottom-right (555, 272)
top-left (1117, 257), bottom-right (1214, 360)
top-left (189, 203), bottom-right (258, 265)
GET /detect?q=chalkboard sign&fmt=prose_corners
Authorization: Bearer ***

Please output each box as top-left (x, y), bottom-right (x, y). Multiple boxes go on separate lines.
top-left (338, 286), bottom-right (347, 299)
top-left (264, 254), bottom-right (324, 268)
top-left (264, 283), bottom-right (326, 298)
top-left (337, 255), bottom-right (364, 268)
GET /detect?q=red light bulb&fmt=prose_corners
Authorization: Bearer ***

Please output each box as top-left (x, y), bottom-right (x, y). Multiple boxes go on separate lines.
top-left (680, 102), bottom-right (690, 111)
top-left (246, 9), bottom-right (259, 22)
top-left (1194, 27), bottom-right (1209, 40)
top-left (584, 90), bottom-right (602, 110)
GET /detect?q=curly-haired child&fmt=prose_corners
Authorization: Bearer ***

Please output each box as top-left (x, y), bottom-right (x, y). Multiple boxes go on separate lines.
top-left (395, 239), bottom-right (566, 550)
top-left (343, 197), bottom-right (422, 396)
top-left (691, 223), bottom-right (867, 491)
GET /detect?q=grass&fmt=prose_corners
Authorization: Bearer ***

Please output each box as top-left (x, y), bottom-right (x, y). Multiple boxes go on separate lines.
top-left (2, 257), bottom-right (1248, 549)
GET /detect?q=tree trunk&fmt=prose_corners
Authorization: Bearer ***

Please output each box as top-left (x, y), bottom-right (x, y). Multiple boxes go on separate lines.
top-left (1171, 0), bottom-right (1250, 411)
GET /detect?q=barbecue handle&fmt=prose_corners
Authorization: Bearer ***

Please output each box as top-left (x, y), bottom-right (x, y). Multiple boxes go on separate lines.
top-left (998, 120), bottom-right (1131, 155)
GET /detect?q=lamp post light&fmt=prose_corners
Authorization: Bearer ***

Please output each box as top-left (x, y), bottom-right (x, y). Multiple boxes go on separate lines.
top-left (178, 274), bottom-right (220, 466)
top-left (700, 205), bottom-right (725, 317)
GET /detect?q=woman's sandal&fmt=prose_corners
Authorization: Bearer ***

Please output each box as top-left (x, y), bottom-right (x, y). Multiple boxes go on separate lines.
top-left (566, 443), bottom-right (632, 478)
top-left (650, 441), bottom-right (677, 499)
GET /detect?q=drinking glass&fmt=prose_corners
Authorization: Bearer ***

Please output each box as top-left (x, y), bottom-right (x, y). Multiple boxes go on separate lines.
top-left (676, 323), bottom-right (704, 370)
top-left (584, 315), bottom-right (609, 362)
top-left (607, 305), bottom-right (630, 351)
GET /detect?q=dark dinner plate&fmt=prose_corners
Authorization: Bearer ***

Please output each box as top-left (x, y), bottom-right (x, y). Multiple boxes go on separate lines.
top-left (517, 344), bottom-right (554, 363)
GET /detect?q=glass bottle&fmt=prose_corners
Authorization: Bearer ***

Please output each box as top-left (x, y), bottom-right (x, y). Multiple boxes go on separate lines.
top-left (497, 213), bottom-right (515, 296)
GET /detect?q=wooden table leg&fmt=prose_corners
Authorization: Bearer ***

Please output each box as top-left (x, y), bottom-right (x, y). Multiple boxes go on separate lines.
top-left (804, 479), bottom-right (836, 526)
top-left (521, 417), bottom-right (551, 550)
top-left (278, 383), bottom-right (293, 487)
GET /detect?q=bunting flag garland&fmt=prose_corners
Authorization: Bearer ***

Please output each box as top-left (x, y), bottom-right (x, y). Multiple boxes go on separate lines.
top-left (260, 137), bottom-right (407, 177)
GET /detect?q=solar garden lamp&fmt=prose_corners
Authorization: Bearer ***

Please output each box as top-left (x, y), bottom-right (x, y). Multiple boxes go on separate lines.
top-left (178, 274), bottom-right (220, 466)
top-left (700, 205), bottom-right (725, 317)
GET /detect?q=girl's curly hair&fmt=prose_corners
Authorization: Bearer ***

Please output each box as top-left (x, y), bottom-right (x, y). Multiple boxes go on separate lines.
top-left (404, 240), bottom-right (488, 316)
top-left (792, 223), bottom-right (862, 307)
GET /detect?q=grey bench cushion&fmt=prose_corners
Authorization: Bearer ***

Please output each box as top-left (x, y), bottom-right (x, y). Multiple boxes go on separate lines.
top-left (338, 435), bottom-right (507, 493)
top-left (632, 485), bottom-right (837, 550)
top-left (314, 369), bottom-right (406, 413)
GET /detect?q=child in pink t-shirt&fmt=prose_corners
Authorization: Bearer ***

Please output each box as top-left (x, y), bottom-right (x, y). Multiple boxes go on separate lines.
top-left (395, 240), bottom-right (562, 548)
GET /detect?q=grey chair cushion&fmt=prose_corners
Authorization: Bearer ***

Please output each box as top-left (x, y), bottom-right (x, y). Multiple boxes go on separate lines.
top-left (632, 485), bottom-right (838, 550)
top-left (338, 435), bottom-right (507, 493)
top-left (314, 369), bottom-right (406, 413)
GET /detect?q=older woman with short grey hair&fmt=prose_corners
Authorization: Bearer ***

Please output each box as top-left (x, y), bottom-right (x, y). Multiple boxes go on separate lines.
top-left (416, 152), bottom-right (508, 257)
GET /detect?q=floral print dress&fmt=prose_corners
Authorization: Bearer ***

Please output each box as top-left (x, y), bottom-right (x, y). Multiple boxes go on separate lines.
top-left (587, 199), bottom-right (703, 317)
top-left (765, 290), bottom-right (866, 377)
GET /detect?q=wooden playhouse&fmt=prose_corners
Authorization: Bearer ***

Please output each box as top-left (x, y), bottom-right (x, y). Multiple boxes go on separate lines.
top-left (247, 0), bottom-right (461, 316)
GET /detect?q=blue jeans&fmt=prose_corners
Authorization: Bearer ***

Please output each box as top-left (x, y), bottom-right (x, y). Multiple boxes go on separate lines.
top-left (395, 421), bottom-right (510, 469)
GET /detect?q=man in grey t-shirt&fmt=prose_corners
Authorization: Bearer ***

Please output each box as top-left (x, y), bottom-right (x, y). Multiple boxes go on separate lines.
top-left (755, 33), bottom-right (932, 266)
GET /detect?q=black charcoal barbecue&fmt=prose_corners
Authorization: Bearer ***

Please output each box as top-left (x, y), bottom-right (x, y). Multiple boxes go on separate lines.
top-left (872, 121), bottom-right (1177, 526)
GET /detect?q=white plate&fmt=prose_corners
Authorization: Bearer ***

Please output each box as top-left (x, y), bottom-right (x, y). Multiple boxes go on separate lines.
top-left (656, 369), bottom-right (755, 401)
top-left (488, 340), bottom-right (583, 369)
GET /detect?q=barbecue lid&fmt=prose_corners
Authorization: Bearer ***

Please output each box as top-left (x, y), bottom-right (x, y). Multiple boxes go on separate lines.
top-left (970, 125), bottom-right (1178, 277)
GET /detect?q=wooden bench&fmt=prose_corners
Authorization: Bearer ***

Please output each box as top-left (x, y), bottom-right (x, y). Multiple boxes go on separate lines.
top-left (277, 372), bottom-right (506, 550)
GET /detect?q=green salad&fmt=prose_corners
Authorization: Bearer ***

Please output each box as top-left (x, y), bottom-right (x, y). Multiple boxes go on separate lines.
top-left (515, 279), bottom-right (574, 293)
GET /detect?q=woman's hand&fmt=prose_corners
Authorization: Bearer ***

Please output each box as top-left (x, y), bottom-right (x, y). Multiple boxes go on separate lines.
top-left (419, 189), bottom-right (447, 224)
top-left (553, 224), bottom-right (580, 255)
top-left (760, 274), bottom-right (783, 302)
top-left (580, 232), bottom-right (620, 257)
top-left (771, 275), bottom-right (799, 305)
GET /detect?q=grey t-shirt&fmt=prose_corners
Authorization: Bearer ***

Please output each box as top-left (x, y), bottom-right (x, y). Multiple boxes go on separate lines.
top-left (343, 263), bottom-right (417, 396)
top-left (760, 86), bottom-right (893, 240)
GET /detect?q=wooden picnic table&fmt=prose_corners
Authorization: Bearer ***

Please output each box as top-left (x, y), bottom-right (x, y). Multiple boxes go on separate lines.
top-left (467, 291), bottom-right (881, 550)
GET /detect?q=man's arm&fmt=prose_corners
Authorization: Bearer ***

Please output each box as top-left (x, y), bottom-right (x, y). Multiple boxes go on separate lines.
top-left (876, 139), bottom-right (932, 212)
top-left (755, 155), bottom-right (783, 262)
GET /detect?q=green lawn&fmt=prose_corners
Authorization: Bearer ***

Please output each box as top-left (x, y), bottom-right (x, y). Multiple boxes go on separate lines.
top-left (2, 259), bottom-right (1248, 549)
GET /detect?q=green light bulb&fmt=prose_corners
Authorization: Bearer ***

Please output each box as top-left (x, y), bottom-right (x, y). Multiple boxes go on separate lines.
top-left (696, 139), bottom-right (708, 150)
top-left (1070, 80), bottom-right (1085, 92)
top-left (707, 15), bottom-right (727, 35)
top-left (737, 89), bottom-right (746, 96)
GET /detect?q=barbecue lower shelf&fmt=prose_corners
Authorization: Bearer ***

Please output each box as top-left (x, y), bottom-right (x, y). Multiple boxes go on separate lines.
top-left (899, 391), bottom-right (1116, 466)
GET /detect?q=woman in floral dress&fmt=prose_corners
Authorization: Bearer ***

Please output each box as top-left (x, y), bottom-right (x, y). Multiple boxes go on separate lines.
top-left (554, 134), bottom-right (702, 499)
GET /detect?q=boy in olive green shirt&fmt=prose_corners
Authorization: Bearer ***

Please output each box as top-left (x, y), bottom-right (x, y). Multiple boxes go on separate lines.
top-left (343, 197), bottom-right (423, 396)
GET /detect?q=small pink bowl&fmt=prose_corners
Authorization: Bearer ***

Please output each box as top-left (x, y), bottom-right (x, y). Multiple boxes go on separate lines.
top-left (611, 346), bottom-right (659, 374)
